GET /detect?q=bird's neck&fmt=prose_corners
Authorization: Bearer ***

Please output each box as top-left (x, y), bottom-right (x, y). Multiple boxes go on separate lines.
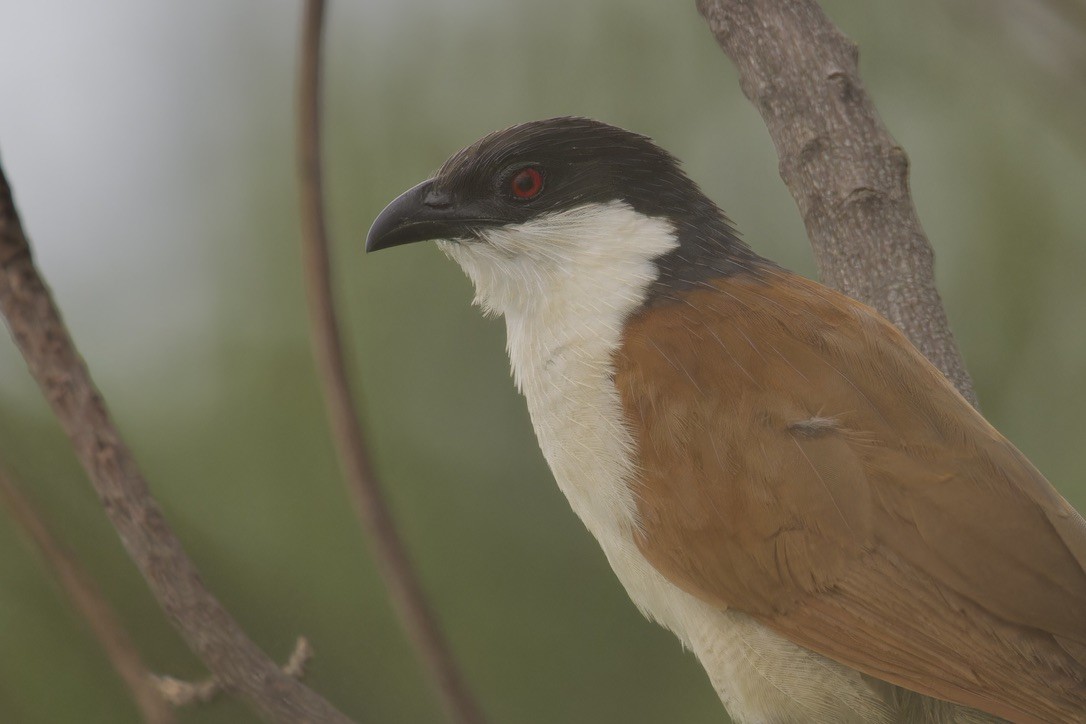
top-left (645, 211), bottom-right (767, 306)
top-left (438, 203), bottom-right (680, 543)
top-left (494, 207), bottom-right (676, 547)
top-left (439, 201), bottom-right (679, 388)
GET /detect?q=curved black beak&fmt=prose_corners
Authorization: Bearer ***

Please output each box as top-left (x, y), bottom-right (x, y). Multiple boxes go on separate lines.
top-left (366, 179), bottom-right (498, 252)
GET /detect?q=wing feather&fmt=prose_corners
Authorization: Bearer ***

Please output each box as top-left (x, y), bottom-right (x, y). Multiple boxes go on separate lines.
top-left (616, 271), bottom-right (1086, 722)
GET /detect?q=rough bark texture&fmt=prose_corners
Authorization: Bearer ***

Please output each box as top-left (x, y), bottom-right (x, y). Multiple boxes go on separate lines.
top-left (295, 2), bottom-right (485, 722)
top-left (697, 0), bottom-right (978, 407)
top-left (0, 162), bottom-right (354, 724)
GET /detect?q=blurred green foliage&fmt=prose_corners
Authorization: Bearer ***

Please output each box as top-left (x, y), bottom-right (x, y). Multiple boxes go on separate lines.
top-left (0, 1), bottom-right (1083, 722)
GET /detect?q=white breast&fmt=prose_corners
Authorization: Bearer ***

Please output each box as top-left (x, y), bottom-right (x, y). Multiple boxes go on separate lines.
top-left (441, 201), bottom-right (672, 560)
top-left (439, 202), bottom-right (896, 723)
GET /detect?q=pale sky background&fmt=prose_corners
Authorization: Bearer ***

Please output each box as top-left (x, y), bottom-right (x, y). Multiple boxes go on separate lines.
top-left (0, 0), bottom-right (535, 402)
top-left (1, 2), bottom-right (264, 402)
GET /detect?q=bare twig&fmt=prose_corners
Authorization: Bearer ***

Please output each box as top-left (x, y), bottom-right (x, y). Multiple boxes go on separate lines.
top-left (154, 675), bottom-right (219, 708)
top-left (0, 465), bottom-right (175, 724)
top-left (153, 637), bottom-right (314, 708)
top-left (697, 0), bottom-right (978, 405)
top-left (294, 2), bottom-right (485, 722)
top-left (0, 161), bottom-right (354, 724)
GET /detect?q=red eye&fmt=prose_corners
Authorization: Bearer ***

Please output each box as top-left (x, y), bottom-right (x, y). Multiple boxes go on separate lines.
top-left (510, 167), bottom-right (543, 199)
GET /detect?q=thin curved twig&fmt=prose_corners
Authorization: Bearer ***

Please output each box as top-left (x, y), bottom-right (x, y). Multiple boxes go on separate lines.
top-left (0, 465), bottom-right (175, 724)
top-left (697, 0), bottom-right (978, 405)
top-left (0, 161), bottom-right (354, 724)
top-left (294, 2), bottom-right (485, 722)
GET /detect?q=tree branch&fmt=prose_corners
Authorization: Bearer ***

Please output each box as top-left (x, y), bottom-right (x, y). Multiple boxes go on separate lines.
top-left (0, 465), bottom-right (175, 724)
top-left (294, 2), bottom-right (485, 722)
top-left (697, 0), bottom-right (978, 406)
top-left (153, 637), bottom-right (314, 708)
top-left (0, 162), bottom-right (354, 723)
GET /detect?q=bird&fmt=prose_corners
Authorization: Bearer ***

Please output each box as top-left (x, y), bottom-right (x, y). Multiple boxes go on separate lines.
top-left (366, 117), bottom-right (1086, 723)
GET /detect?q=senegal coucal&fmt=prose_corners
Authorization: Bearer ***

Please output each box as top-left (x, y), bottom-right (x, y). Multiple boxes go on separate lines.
top-left (366, 117), bottom-right (1086, 723)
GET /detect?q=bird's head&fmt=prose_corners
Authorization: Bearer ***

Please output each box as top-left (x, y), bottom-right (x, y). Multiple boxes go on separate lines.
top-left (366, 117), bottom-right (758, 318)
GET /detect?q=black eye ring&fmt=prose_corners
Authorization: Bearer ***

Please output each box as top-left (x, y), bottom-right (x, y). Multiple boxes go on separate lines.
top-left (509, 166), bottom-right (544, 200)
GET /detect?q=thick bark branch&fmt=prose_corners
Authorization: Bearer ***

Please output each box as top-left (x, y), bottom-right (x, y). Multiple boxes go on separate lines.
top-left (697, 0), bottom-right (978, 406)
top-left (295, 2), bottom-right (485, 722)
top-left (0, 162), bottom-right (354, 724)
top-left (0, 466), bottom-right (175, 724)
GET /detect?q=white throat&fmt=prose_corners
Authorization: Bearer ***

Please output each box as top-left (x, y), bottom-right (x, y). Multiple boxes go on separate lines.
top-left (438, 201), bottom-right (677, 542)
top-left (437, 200), bottom-right (678, 389)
